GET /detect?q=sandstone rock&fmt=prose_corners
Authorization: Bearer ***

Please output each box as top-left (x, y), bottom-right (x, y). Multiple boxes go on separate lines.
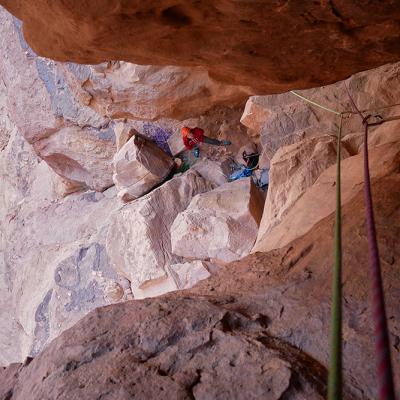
top-left (254, 138), bottom-right (400, 253)
top-left (0, 9), bottom-right (116, 191)
top-left (171, 178), bottom-right (264, 263)
top-left (170, 261), bottom-right (211, 290)
top-left (106, 171), bottom-right (213, 298)
top-left (262, 135), bottom-right (350, 233)
top-left (69, 62), bottom-right (251, 121)
top-left (3, 1), bottom-right (400, 92)
top-left (191, 158), bottom-right (230, 187)
top-left (1, 174), bottom-right (399, 399)
top-left (0, 8), bottom-right (250, 191)
top-left (112, 133), bottom-right (175, 202)
top-left (241, 63), bottom-right (400, 164)
top-left (0, 115), bottom-right (122, 364)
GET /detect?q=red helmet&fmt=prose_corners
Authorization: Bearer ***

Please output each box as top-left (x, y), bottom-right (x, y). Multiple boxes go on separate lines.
top-left (181, 126), bottom-right (191, 137)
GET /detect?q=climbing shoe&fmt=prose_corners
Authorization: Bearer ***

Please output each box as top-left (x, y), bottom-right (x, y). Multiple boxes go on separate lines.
top-left (221, 140), bottom-right (232, 146)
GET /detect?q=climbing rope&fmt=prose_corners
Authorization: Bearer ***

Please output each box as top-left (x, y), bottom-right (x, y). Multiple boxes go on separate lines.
top-left (345, 85), bottom-right (396, 400)
top-left (328, 112), bottom-right (343, 400)
top-left (290, 88), bottom-right (398, 400)
top-left (290, 90), bottom-right (344, 400)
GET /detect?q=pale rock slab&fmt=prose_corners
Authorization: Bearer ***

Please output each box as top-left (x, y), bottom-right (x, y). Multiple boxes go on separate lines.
top-left (253, 139), bottom-right (400, 253)
top-left (170, 261), bottom-right (211, 290)
top-left (191, 158), bottom-right (230, 187)
top-left (112, 134), bottom-right (175, 202)
top-left (262, 135), bottom-right (350, 234)
top-left (106, 171), bottom-right (213, 295)
top-left (171, 178), bottom-right (265, 263)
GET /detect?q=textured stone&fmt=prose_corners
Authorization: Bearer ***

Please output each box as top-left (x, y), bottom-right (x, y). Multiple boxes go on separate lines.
top-left (0, 104), bottom-right (124, 363)
top-left (113, 133), bottom-right (174, 202)
top-left (254, 138), bottom-right (400, 253)
top-left (2, 1), bottom-right (400, 92)
top-left (190, 158), bottom-right (231, 187)
top-left (262, 135), bottom-right (350, 233)
top-left (171, 178), bottom-right (265, 263)
top-left (241, 62), bottom-right (400, 164)
top-left (0, 8), bottom-right (250, 191)
top-left (106, 171), bottom-right (213, 298)
top-left (1, 174), bottom-right (399, 399)
top-left (68, 62), bottom-right (251, 121)
top-left (170, 261), bottom-right (211, 290)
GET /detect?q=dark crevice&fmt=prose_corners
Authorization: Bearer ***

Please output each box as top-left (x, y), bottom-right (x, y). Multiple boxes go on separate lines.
top-left (161, 6), bottom-right (192, 27)
top-left (257, 335), bottom-right (327, 398)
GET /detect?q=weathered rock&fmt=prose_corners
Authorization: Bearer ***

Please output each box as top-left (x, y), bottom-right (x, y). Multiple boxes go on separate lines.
top-left (2, 1), bottom-right (400, 92)
top-left (113, 133), bottom-right (175, 202)
top-left (241, 62), bottom-right (400, 165)
top-left (0, 9), bottom-right (116, 191)
top-left (106, 171), bottom-right (213, 298)
top-left (262, 135), bottom-right (350, 233)
top-left (66, 62), bottom-right (251, 121)
top-left (171, 178), bottom-right (264, 263)
top-left (0, 8), bottom-right (250, 191)
top-left (1, 173), bottom-right (399, 399)
top-left (0, 108), bottom-right (123, 364)
top-left (191, 158), bottom-right (231, 187)
top-left (254, 137), bottom-right (400, 253)
top-left (170, 261), bottom-right (211, 290)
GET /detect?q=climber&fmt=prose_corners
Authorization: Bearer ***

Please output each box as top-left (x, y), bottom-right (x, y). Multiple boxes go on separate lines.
top-left (242, 150), bottom-right (259, 170)
top-left (181, 126), bottom-right (231, 158)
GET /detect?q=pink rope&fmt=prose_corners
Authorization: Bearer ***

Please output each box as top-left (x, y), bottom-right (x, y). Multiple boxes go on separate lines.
top-left (346, 84), bottom-right (395, 400)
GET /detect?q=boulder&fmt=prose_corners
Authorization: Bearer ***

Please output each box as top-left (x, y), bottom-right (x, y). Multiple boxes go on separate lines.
top-left (191, 158), bottom-right (230, 187)
top-left (262, 135), bottom-right (350, 233)
top-left (170, 260), bottom-right (211, 290)
top-left (171, 178), bottom-right (264, 263)
top-left (112, 133), bottom-right (175, 202)
top-left (1, 173), bottom-right (399, 399)
top-left (241, 63), bottom-right (400, 165)
top-left (106, 171), bottom-right (213, 298)
top-left (253, 138), bottom-right (400, 253)
top-left (3, 1), bottom-right (400, 92)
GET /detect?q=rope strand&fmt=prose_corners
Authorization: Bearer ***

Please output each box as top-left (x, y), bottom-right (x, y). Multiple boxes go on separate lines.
top-left (328, 113), bottom-right (343, 400)
top-left (345, 84), bottom-right (396, 400)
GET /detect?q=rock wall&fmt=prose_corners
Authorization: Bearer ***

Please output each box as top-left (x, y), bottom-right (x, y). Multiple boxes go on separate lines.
top-left (241, 62), bottom-right (400, 166)
top-left (0, 6), bottom-right (251, 192)
top-left (1, 1), bottom-right (400, 92)
top-left (0, 5), bottom-right (254, 365)
top-left (1, 171), bottom-right (399, 399)
top-left (0, 3), bottom-right (399, 397)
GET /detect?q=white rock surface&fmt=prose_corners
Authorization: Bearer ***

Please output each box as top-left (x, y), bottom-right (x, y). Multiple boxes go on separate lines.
top-left (171, 178), bottom-right (265, 263)
top-left (170, 261), bottom-right (211, 290)
top-left (112, 133), bottom-right (175, 202)
top-left (106, 171), bottom-right (213, 297)
top-left (191, 158), bottom-right (231, 187)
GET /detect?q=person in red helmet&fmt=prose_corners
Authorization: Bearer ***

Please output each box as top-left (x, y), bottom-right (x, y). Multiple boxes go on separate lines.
top-left (181, 126), bottom-right (231, 157)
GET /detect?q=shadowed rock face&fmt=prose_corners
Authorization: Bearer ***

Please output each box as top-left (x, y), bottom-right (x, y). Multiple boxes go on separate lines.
top-left (1, 0), bottom-right (400, 92)
top-left (1, 174), bottom-right (399, 399)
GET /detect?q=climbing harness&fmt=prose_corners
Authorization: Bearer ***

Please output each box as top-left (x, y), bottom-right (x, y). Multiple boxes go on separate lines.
top-left (345, 85), bottom-right (396, 400)
top-left (290, 88), bottom-right (397, 400)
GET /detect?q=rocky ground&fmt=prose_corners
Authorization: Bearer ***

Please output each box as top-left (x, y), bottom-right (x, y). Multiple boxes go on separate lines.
top-left (0, 3), bottom-right (399, 399)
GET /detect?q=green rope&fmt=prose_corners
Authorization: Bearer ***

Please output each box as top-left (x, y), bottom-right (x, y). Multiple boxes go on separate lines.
top-left (328, 113), bottom-right (343, 400)
top-left (290, 91), bottom-right (342, 115)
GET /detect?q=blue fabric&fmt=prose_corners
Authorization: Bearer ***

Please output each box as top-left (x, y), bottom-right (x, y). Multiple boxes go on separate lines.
top-left (229, 166), bottom-right (253, 181)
